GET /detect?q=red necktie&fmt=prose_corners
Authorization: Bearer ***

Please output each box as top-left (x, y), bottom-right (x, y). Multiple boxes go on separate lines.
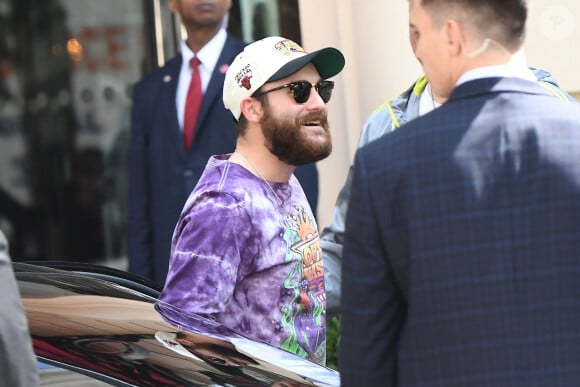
top-left (184, 57), bottom-right (202, 150)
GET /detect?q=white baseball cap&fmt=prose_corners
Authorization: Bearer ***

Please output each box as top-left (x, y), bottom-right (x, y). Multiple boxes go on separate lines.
top-left (223, 36), bottom-right (345, 120)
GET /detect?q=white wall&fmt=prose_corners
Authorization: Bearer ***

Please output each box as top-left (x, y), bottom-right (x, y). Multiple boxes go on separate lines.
top-left (299, 0), bottom-right (579, 229)
top-left (525, 1), bottom-right (580, 91)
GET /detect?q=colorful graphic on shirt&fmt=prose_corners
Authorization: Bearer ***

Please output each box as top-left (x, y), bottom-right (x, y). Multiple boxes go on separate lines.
top-left (280, 205), bottom-right (325, 361)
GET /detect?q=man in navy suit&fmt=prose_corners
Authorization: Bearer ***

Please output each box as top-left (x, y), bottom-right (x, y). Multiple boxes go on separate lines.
top-left (128, 0), bottom-right (245, 285)
top-left (340, 0), bottom-right (580, 385)
top-left (128, 0), bottom-right (319, 286)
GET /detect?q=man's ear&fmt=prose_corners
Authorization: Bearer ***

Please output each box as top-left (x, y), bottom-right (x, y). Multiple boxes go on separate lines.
top-left (239, 97), bottom-right (262, 123)
top-left (445, 19), bottom-right (464, 56)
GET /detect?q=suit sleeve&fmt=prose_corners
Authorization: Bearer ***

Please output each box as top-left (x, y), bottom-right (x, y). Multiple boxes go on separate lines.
top-left (321, 106), bottom-right (397, 316)
top-left (340, 148), bottom-right (403, 386)
top-left (127, 81), bottom-right (153, 279)
top-left (0, 231), bottom-right (39, 386)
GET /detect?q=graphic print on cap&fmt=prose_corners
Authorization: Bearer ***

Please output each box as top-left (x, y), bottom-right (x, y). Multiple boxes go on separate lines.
top-left (233, 39), bottom-right (306, 92)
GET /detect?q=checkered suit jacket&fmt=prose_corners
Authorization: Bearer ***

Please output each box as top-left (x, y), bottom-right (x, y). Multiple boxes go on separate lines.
top-left (340, 77), bottom-right (580, 386)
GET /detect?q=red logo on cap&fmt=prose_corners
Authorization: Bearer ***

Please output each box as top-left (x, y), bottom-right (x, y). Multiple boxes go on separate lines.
top-left (240, 75), bottom-right (252, 90)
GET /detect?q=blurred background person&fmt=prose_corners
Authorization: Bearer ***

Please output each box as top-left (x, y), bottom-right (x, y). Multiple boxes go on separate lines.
top-left (127, 0), bottom-right (245, 285)
top-left (0, 229), bottom-right (39, 387)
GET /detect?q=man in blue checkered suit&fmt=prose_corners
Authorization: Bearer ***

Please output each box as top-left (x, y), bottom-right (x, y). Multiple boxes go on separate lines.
top-left (340, 0), bottom-right (580, 386)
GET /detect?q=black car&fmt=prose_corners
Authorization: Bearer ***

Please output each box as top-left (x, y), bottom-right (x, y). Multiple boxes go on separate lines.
top-left (15, 262), bottom-right (339, 386)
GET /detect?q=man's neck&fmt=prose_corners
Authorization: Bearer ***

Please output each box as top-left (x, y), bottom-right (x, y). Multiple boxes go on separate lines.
top-left (185, 25), bottom-right (222, 53)
top-left (230, 144), bottom-right (295, 183)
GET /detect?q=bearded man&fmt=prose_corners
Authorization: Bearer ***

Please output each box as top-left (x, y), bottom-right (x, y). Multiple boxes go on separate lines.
top-left (156, 36), bottom-right (344, 366)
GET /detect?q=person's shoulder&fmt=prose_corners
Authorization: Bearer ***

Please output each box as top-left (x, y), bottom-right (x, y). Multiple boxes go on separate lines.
top-left (194, 157), bottom-right (252, 199)
top-left (183, 174), bottom-right (246, 221)
top-left (134, 55), bottom-right (181, 89)
top-left (357, 75), bottom-right (427, 147)
top-left (225, 33), bottom-right (247, 49)
top-left (530, 67), bottom-right (578, 103)
top-left (222, 34), bottom-right (247, 59)
top-left (356, 105), bottom-right (397, 147)
top-left (371, 75), bottom-right (426, 121)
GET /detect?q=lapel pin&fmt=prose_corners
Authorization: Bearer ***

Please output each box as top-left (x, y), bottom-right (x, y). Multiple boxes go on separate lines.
top-left (163, 75), bottom-right (172, 83)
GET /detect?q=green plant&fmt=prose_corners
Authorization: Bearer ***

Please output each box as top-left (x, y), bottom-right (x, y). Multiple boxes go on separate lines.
top-left (326, 315), bottom-right (341, 370)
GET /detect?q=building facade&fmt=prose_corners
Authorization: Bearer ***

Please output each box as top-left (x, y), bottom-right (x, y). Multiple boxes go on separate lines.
top-left (0, 0), bottom-right (577, 267)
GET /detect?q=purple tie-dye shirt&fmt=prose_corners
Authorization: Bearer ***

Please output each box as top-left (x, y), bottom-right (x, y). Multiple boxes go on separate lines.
top-left (158, 154), bottom-right (326, 364)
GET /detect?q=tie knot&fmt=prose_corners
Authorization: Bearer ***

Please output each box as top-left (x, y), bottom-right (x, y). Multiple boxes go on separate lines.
top-left (190, 57), bottom-right (201, 69)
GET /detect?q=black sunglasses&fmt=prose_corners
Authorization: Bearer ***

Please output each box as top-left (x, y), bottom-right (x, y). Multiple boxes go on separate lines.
top-left (254, 80), bottom-right (335, 104)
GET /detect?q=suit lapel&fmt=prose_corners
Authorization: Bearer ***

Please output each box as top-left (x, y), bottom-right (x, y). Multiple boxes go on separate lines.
top-left (160, 56), bottom-right (187, 158)
top-left (193, 36), bottom-right (240, 140)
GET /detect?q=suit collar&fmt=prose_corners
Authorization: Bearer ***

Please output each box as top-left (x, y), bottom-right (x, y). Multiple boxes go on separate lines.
top-left (457, 64), bottom-right (536, 87)
top-left (157, 57), bottom-right (186, 156)
top-left (449, 76), bottom-right (552, 104)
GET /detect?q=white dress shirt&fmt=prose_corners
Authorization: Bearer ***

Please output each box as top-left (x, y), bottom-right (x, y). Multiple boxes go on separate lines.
top-left (176, 28), bottom-right (227, 131)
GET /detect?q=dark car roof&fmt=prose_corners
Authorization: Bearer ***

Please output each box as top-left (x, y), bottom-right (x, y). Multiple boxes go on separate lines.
top-left (15, 262), bottom-right (339, 386)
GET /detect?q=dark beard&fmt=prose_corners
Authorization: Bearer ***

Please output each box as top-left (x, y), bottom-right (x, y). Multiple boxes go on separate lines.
top-left (260, 109), bottom-right (332, 165)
